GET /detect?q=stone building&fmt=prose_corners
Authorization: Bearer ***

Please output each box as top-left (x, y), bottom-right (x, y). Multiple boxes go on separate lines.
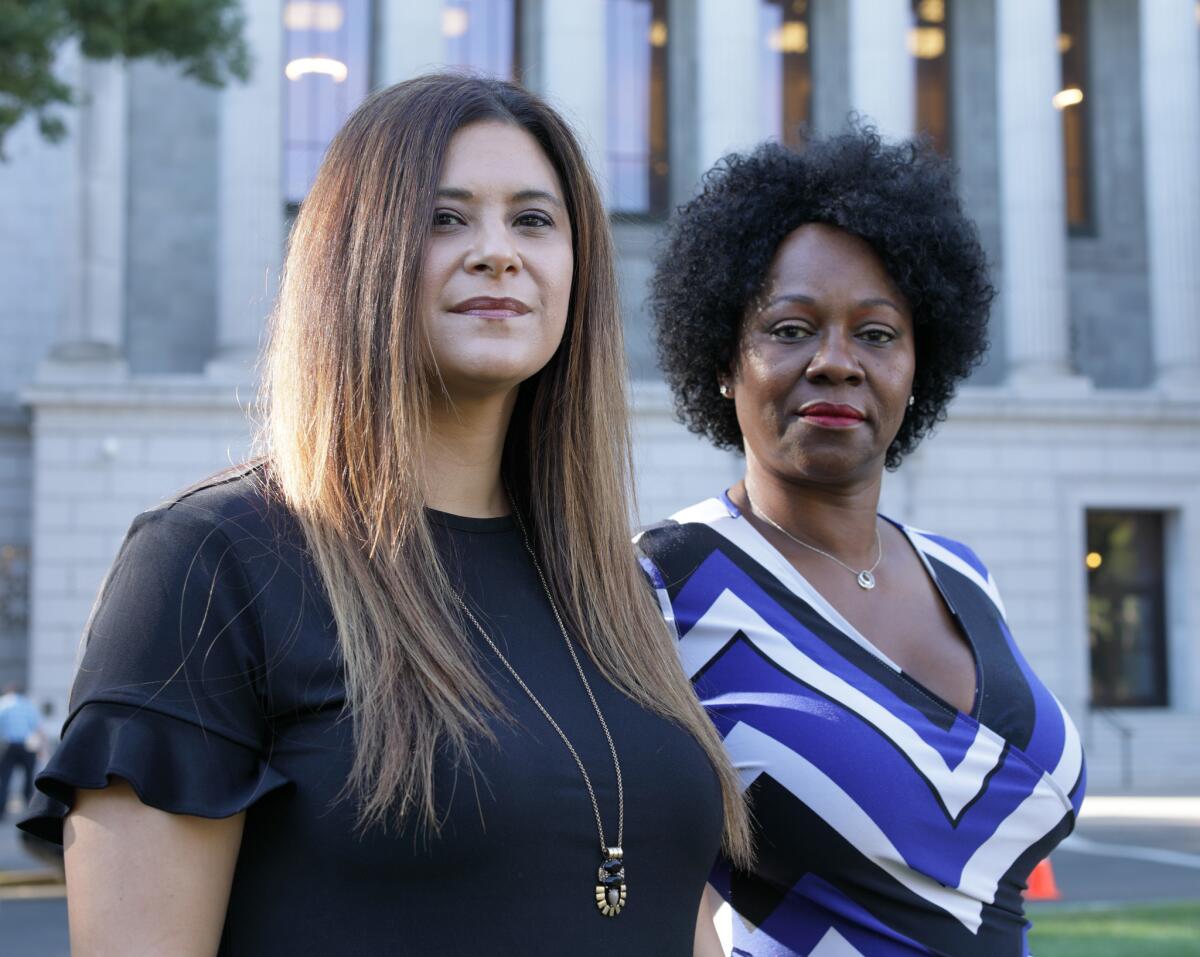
top-left (1, 0), bottom-right (1197, 792)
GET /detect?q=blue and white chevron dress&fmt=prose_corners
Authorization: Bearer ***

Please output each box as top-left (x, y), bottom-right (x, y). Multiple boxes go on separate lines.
top-left (636, 494), bottom-right (1086, 957)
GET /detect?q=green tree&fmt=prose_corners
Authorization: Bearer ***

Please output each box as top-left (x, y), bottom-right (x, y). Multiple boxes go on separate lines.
top-left (0, 0), bottom-right (250, 156)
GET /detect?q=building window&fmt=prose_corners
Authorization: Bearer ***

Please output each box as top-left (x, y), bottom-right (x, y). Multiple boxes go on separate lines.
top-left (0, 545), bottom-right (29, 636)
top-left (443, 0), bottom-right (522, 79)
top-left (283, 0), bottom-right (374, 205)
top-left (607, 0), bottom-right (670, 215)
top-left (760, 0), bottom-right (812, 148)
top-left (910, 0), bottom-right (951, 155)
top-left (1057, 0), bottom-right (1092, 232)
top-left (1087, 511), bottom-right (1169, 708)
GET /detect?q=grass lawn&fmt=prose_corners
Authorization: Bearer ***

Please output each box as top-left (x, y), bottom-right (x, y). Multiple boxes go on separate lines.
top-left (1027, 902), bottom-right (1200, 957)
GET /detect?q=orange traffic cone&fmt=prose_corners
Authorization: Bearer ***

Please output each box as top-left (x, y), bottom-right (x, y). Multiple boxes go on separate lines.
top-left (1025, 858), bottom-right (1062, 901)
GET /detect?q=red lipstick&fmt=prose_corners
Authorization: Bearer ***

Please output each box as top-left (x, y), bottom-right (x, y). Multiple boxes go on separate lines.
top-left (799, 402), bottom-right (866, 429)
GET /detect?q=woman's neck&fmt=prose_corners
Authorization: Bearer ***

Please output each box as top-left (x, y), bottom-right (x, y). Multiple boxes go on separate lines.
top-left (423, 389), bottom-right (516, 518)
top-left (736, 459), bottom-right (884, 561)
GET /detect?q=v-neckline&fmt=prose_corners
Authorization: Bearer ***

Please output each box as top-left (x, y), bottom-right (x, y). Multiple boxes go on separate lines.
top-left (716, 491), bottom-right (985, 721)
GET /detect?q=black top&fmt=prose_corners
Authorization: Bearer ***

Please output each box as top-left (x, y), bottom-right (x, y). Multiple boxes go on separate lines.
top-left (21, 468), bottom-right (722, 956)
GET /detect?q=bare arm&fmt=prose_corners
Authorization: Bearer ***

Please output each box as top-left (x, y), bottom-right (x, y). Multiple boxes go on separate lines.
top-left (65, 779), bottom-right (245, 957)
top-left (694, 883), bottom-right (727, 957)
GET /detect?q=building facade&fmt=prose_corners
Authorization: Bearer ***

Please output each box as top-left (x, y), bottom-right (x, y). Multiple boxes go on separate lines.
top-left (1, 0), bottom-right (1198, 792)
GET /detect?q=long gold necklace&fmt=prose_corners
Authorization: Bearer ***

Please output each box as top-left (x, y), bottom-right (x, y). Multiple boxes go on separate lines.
top-left (450, 502), bottom-right (627, 918)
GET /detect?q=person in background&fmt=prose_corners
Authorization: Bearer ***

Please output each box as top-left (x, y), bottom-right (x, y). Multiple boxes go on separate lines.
top-left (0, 682), bottom-right (43, 819)
top-left (639, 128), bottom-right (1085, 956)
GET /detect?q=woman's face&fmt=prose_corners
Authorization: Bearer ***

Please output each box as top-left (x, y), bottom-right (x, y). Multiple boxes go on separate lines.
top-left (420, 120), bottom-right (574, 400)
top-left (724, 223), bottom-right (916, 487)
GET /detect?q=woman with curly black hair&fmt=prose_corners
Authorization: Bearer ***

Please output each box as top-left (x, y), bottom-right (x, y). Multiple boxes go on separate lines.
top-left (637, 128), bottom-right (1085, 957)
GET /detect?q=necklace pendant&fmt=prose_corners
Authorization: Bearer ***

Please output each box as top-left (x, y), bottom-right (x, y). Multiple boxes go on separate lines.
top-left (595, 847), bottom-right (627, 917)
top-left (857, 570), bottom-right (876, 590)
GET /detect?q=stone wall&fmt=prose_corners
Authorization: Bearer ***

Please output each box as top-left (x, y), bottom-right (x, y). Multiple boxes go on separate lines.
top-left (25, 382), bottom-right (253, 718)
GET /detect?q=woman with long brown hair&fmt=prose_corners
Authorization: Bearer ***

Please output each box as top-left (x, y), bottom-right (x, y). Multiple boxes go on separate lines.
top-left (20, 74), bottom-right (750, 955)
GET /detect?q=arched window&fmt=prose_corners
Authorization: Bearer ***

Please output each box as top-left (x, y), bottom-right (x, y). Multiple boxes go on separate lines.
top-left (283, 0), bottom-right (374, 206)
top-left (607, 0), bottom-right (670, 215)
top-left (760, 0), bottom-right (812, 147)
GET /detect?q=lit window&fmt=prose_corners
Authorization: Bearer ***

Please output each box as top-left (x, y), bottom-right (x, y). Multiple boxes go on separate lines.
top-left (910, 0), bottom-right (951, 155)
top-left (283, 0), bottom-right (373, 206)
top-left (443, 0), bottom-right (522, 80)
top-left (1058, 0), bottom-right (1092, 232)
top-left (760, 0), bottom-right (812, 147)
top-left (607, 0), bottom-right (670, 215)
top-left (1087, 511), bottom-right (1170, 708)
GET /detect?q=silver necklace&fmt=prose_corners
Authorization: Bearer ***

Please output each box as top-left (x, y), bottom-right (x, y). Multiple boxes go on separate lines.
top-left (744, 491), bottom-right (884, 590)
top-left (450, 501), bottom-right (627, 918)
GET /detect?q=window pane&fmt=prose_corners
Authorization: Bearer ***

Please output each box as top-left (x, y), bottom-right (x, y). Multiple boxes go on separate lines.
top-left (1087, 511), bottom-right (1169, 707)
top-left (284, 0), bottom-right (373, 205)
top-left (911, 0), bottom-right (951, 155)
top-left (607, 0), bottom-right (670, 214)
top-left (760, 0), bottom-right (812, 147)
top-left (1059, 0), bottom-right (1092, 232)
top-left (444, 0), bottom-right (520, 79)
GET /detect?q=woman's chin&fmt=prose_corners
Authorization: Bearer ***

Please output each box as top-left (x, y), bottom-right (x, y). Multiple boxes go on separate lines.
top-left (435, 362), bottom-right (545, 402)
top-left (771, 448), bottom-right (884, 488)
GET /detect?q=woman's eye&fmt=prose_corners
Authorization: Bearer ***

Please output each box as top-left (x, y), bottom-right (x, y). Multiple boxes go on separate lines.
top-left (771, 323), bottom-right (811, 340)
top-left (859, 328), bottom-right (897, 344)
top-left (432, 210), bottom-right (464, 228)
top-left (514, 211), bottom-right (553, 228)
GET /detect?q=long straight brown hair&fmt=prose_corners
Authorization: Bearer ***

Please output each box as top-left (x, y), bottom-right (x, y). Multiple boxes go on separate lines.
top-left (261, 73), bottom-right (750, 864)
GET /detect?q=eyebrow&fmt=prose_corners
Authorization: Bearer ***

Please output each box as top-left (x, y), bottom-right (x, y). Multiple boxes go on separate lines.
top-left (764, 293), bottom-right (904, 314)
top-left (435, 187), bottom-right (564, 209)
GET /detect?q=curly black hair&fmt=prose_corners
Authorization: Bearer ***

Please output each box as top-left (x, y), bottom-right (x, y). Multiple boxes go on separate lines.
top-left (649, 126), bottom-right (995, 469)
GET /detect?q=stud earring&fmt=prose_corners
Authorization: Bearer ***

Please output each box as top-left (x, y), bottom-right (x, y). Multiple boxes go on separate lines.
top-left (719, 384), bottom-right (733, 398)
top-left (907, 395), bottom-right (915, 408)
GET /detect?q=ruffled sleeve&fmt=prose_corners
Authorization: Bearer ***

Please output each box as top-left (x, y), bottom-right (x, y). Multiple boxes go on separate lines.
top-left (18, 502), bottom-right (292, 843)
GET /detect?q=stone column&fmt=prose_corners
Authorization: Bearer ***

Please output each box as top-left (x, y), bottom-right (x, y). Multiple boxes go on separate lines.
top-left (847, 0), bottom-right (914, 141)
top-left (42, 56), bottom-right (129, 381)
top-left (997, 0), bottom-right (1080, 387)
top-left (208, 0), bottom-right (284, 380)
top-left (527, 0), bottom-right (607, 196)
top-left (696, 0), bottom-right (763, 171)
top-left (376, 0), bottom-right (446, 85)
top-left (1141, 0), bottom-right (1200, 393)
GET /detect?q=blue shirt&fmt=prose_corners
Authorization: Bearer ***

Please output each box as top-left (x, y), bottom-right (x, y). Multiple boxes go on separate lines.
top-left (637, 494), bottom-right (1086, 957)
top-left (0, 693), bottom-right (41, 745)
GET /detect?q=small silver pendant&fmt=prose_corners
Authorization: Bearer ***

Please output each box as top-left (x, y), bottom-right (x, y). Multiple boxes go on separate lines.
top-left (857, 570), bottom-right (876, 590)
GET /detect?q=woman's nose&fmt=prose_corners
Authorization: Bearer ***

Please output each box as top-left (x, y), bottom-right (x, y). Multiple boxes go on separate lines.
top-left (805, 331), bottom-right (863, 383)
top-left (464, 220), bottom-right (521, 276)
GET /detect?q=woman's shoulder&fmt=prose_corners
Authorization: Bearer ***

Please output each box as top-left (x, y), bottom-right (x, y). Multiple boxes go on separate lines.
top-left (895, 520), bottom-right (1007, 616)
top-left (137, 461), bottom-right (279, 537)
top-left (895, 521), bottom-right (993, 581)
top-left (635, 495), bottom-right (734, 555)
top-left (122, 462), bottom-right (307, 568)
